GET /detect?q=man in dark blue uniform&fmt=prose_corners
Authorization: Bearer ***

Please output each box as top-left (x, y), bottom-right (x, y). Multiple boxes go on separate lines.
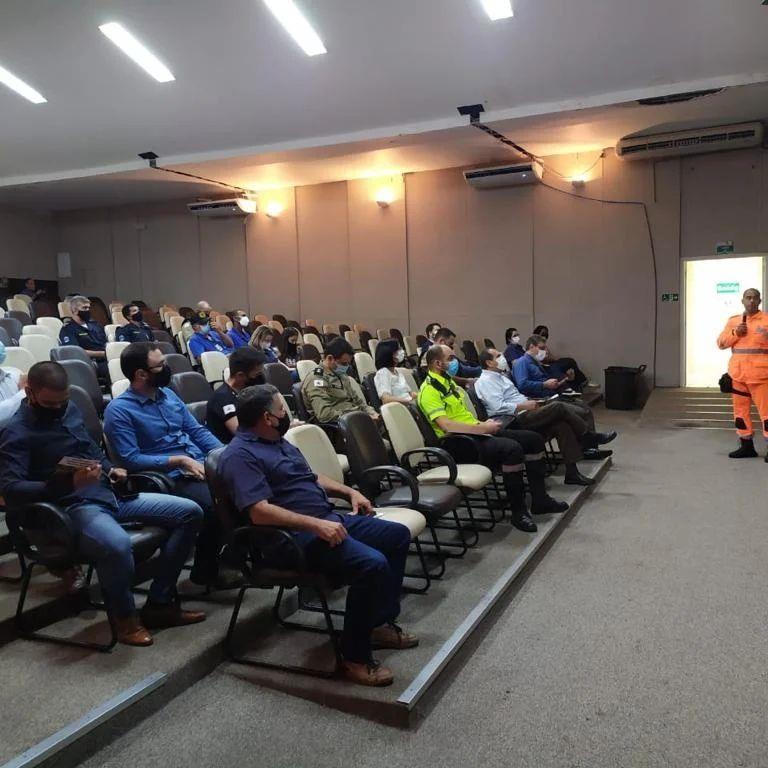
top-left (116, 304), bottom-right (154, 343)
top-left (219, 384), bottom-right (417, 687)
top-left (58, 295), bottom-right (108, 379)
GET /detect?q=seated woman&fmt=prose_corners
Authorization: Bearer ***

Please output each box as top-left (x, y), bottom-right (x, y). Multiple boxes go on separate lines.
top-left (249, 325), bottom-right (280, 364)
top-left (226, 310), bottom-right (252, 349)
top-left (532, 324), bottom-right (587, 390)
top-left (374, 339), bottom-right (418, 405)
top-left (280, 327), bottom-right (301, 369)
top-left (503, 327), bottom-right (525, 368)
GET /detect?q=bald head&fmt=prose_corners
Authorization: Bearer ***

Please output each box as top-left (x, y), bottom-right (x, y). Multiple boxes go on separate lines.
top-left (743, 288), bottom-right (762, 315)
top-left (425, 343), bottom-right (454, 373)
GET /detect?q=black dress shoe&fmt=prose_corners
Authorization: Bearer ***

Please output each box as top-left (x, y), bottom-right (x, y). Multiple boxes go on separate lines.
top-left (564, 470), bottom-right (596, 486)
top-left (583, 448), bottom-right (612, 460)
top-left (595, 431), bottom-right (617, 445)
top-left (511, 511), bottom-right (537, 532)
top-left (530, 496), bottom-right (569, 515)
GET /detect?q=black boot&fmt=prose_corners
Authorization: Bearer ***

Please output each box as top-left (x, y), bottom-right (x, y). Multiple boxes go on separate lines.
top-left (564, 463), bottom-right (596, 486)
top-left (502, 472), bottom-right (537, 533)
top-left (526, 460), bottom-right (570, 515)
top-left (729, 438), bottom-right (758, 459)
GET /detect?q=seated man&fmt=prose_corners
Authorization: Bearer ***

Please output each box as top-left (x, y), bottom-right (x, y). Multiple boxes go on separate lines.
top-left (432, 327), bottom-right (481, 379)
top-left (116, 304), bottom-right (154, 343)
top-left (301, 337), bottom-right (378, 423)
top-left (226, 310), bottom-right (252, 349)
top-left (103, 342), bottom-right (231, 589)
top-left (58, 295), bottom-right (108, 379)
top-left (475, 350), bottom-right (613, 486)
top-left (187, 311), bottom-right (233, 362)
top-left (0, 341), bottom-right (26, 429)
top-left (0, 362), bottom-right (205, 645)
top-left (419, 322), bottom-right (442, 354)
top-left (533, 325), bottom-right (588, 390)
top-left (220, 384), bottom-right (416, 687)
top-left (418, 345), bottom-right (567, 533)
top-left (503, 327), bottom-right (525, 369)
top-left (513, 336), bottom-right (610, 438)
top-left (207, 346), bottom-right (266, 443)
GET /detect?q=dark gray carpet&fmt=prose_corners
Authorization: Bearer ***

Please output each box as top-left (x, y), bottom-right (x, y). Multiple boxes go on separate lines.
top-left (73, 409), bottom-right (768, 767)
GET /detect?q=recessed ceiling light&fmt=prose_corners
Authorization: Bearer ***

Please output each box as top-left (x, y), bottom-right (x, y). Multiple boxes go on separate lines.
top-left (263, 0), bottom-right (327, 56)
top-left (480, 0), bottom-right (514, 20)
top-left (0, 63), bottom-right (46, 104)
top-left (99, 22), bottom-right (175, 82)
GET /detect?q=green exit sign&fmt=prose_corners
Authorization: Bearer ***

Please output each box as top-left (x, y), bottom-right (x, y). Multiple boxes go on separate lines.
top-left (717, 282), bottom-right (740, 294)
top-left (661, 292), bottom-right (679, 302)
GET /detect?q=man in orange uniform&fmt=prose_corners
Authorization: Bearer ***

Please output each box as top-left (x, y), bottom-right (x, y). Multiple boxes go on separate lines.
top-left (717, 288), bottom-right (768, 460)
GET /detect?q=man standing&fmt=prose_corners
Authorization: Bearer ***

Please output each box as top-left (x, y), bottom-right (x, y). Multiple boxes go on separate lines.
top-left (21, 278), bottom-right (44, 300)
top-left (301, 337), bottom-right (378, 423)
top-left (58, 295), bottom-right (108, 379)
top-left (717, 288), bottom-right (768, 459)
top-left (116, 304), bottom-right (154, 343)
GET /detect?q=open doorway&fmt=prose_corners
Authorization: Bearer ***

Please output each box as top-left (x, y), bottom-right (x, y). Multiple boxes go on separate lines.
top-left (683, 255), bottom-right (766, 387)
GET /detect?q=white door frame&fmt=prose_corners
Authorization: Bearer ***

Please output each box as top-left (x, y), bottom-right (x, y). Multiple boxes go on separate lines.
top-left (680, 252), bottom-right (768, 387)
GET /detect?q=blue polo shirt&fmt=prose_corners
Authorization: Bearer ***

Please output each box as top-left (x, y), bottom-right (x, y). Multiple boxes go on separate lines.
top-left (220, 430), bottom-right (333, 521)
top-left (228, 326), bottom-right (251, 349)
top-left (116, 322), bottom-right (154, 343)
top-left (58, 319), bottom-right (107, 352)
top-left (188, 330), bottom-right (231, 360)
top-left (103, 386), bottom-right (222, 476)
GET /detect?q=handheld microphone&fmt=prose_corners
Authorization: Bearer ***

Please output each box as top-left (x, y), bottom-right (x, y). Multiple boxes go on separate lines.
top-left (742, 312), bottom-right (747, 324)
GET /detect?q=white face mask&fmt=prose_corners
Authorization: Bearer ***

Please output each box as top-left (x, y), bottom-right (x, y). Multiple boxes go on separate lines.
top-left (496, 355), bottom-right (508, 372)
top-left (239, 316), bottom-right (250, 328)
top-left (261, 341), bottom-right (272, 350)
top-left (535, 349), bottom-right (547, 362)
top-left (394, 349), bottom-right (405, 364)
top-left (511, 335), bottom-right (521, 345)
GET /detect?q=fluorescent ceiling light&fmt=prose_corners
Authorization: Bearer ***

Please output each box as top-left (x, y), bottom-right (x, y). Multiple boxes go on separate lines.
top-left (480, 0), bottom-right (514, 20)
top-left (263, 0), bottom-right (327, 56)
top-left (0, 64), bottom-right (46, 104)
top-left (99, 22), bottom-right (175, 82)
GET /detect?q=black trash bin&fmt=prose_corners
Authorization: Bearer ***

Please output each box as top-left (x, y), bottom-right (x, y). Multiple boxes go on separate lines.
top-left (604, 364), bottom-right (647, 410)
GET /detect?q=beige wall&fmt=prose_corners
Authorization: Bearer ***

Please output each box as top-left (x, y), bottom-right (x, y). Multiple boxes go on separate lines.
top-left (53, 147), bottom-right (768, 387)
top-left (0, 210), bottom-right (56, 281)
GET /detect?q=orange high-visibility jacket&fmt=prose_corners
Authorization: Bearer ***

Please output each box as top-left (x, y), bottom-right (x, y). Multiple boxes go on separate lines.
top-left (717, 310), bottom-right (768, 383)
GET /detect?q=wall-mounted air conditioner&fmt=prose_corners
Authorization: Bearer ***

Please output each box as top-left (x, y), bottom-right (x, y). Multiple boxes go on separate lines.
top-left (463, 162), bottom-right (543, 189)
top-left (616, 122), bottom-right (764, 161)
top-left (187, 198), bottom-right (257, 217)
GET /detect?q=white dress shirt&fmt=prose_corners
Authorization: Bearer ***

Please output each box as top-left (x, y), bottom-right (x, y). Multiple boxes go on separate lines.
top-left (474, 369), bottom-right (528, 416)
top-left (0, 367), bottom-right (25, 429)
top-left (374, 367), bottom-right (413, 400)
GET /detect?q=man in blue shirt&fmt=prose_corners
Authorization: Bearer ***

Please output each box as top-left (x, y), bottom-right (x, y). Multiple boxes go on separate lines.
top-left (58, 295), bottom-right (108, 379)
top-left (103, 342), bottom-right (230, 589)
top-left (219, 384), bottom-right (417, 688)
top-left (187, 311), bottom-right (233, 362)
top-left (226, 310), bottom-right (252, 349)
top-left (116, 304), bottom-right (154, 343)
top-left (433, 327), bottom-right (481, 379)
top-left (0, 361), bottom-right (205, 646)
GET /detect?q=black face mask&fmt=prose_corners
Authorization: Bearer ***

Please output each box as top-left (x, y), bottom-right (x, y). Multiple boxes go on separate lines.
top-left (270, 412), bottom-right (291, 437)
top-left (247, 373), bottom-right (266, 386)
top-left (31, 400), bottom-right (68, 423)
top-left (77, 310), bottom-right (91, 322)
top-left (130, 312), bottom-right (142, 322)
top-left (150, 364), bottom-right (172, 389)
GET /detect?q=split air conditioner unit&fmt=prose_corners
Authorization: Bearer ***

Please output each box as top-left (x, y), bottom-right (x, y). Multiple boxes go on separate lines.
top-left (616, 122), bottom-right (764, 161)
top-left (187, 198), bottom-right (257, 217)
top-left (463, 162), bottom-right (543, 189)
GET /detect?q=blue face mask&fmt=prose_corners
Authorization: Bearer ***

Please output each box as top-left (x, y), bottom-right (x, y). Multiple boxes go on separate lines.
top-left (200, 324), bottom-right (211, 334)
top-left (335, 363), bottom-right (349, 376)
top-left (446, 359), bottom-right (460, 377)
top-left (0, 342), bottom-right (6, 366)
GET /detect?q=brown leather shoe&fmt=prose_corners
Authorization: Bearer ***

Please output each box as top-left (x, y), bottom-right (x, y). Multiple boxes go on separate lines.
top-left (140, 602), bottom-right (206, 629)
top-left (371, 622), bottom-right (419, 650)
top-left (114, 615), bottom-right (153, 647)
top-left (341, 660), bottom-right (394, 687)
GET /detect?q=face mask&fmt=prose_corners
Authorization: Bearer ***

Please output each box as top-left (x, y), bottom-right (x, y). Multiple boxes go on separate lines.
top-left (260, 341), bottom-right (272, 350)
top-left (239, 316), bottom-right (250, 328)
top-left (247, 373), bottom-right (265, 386)
top-left (446, 359), bottom-right (460, 377)
top-left (496, 356), bottom-right (509, 372)
top-left (0, 343), bottom-right (6, 366)
top-left (394, 349), bottom-right (405, 364)
top-left (270, 411), bottom-right (291, 437)
top-left (200, 324), bottom-right (210, 334)
top-left (31, 400), bottom-right (68, 423)
top-left (150, 363), bottom-right (172, 389)
top-left (130, 312), bottom-right (142, 322)
top-left (535, 349), bottom-right (547, 362)
top-left (334, 363), bottom-right (349, 376)
top-left (511, 335), bottom-right (521, 345)
top-left (77, 309), bottom-right (91, 322)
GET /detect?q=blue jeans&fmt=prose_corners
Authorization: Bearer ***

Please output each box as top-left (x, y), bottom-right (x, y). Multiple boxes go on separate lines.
top-left (66, 493), bottom-right (204, 618)
top-left (294, 513), bottom-right (411, 664)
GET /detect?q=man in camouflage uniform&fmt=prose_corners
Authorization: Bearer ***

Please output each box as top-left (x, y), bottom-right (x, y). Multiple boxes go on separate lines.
top-left (301, 337), bottom-right (378, 423)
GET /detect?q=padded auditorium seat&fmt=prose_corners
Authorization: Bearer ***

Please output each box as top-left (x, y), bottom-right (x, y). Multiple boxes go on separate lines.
top-left (19, 334), bottom-right (55, 363)
top-left (50, 345), bottom-right (93, 366)
top-left (59, 359), bottom-right (105, 416)
top-left (200, 351), bottom-right (228, 385)
top-left (353, 352), bottom-right (375, 379)
top-left (4, 346), bottom-right (35, 373)
top-left (106, 341), bottom-right (129, 361)
top-left (170, 371), bottom-right (214, 404)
